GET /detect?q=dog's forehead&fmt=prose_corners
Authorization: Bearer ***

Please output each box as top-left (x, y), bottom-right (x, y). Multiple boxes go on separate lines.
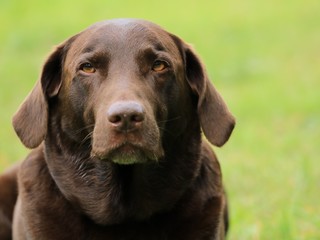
top-left (88, 19), bottom-right (163, 32)
top-left (69, 19), bottom-right (177, 55)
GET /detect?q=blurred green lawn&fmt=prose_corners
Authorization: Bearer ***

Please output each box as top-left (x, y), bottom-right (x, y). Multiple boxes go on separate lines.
top-left (1, 0), bottom-right (319, 239)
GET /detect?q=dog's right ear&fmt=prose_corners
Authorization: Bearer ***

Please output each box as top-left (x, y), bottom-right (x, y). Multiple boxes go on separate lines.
top-left (12, 37), bottom-right (75, 149)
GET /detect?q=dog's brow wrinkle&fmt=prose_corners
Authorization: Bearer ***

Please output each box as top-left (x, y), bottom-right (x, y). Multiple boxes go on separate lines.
top-left (82, 46), bottom-right (95, 53)
top-left (155, 42), bottom-right (165, 51)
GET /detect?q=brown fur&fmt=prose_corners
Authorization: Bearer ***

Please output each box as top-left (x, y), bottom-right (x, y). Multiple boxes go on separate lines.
top-left (0, 165), bottom-right (18, 240)
top-left (0, 19), bottom-right (235, 240)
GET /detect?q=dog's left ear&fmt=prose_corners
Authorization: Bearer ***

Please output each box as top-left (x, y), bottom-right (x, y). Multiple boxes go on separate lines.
top-left (172, 35), bottom-right (235, 147)
top-left (12, 38), bottom-right (74, 149)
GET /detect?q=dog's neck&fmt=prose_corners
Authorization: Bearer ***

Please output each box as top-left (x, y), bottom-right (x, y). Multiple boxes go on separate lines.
top-left (44, 113), bottom-right (202, 225)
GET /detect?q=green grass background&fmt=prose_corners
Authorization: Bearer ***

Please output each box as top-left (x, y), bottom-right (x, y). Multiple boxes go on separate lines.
top-left (1, 0), bottom-right (319, 239)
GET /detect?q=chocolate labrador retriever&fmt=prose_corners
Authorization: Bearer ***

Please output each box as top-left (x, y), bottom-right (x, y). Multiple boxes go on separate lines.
top-left (0, 19), bottom-right (235, 240)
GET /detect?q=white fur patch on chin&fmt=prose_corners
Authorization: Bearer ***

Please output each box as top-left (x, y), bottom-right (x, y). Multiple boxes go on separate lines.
top-left (112, 156), bottom-right (144, 165)
top-left (110, 153), bottom-right (149, 165)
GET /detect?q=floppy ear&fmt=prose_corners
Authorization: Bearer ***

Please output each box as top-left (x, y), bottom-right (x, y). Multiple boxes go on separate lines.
top-left (12, 43), bottom-right (67, 149)
top-left (184, 45), bottom-right (235, 147)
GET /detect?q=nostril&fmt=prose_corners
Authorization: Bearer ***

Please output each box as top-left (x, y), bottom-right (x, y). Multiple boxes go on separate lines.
top-left (131, 113), bottom-right (144, 123)
top-left (108, 114), bottom-right (122, 124)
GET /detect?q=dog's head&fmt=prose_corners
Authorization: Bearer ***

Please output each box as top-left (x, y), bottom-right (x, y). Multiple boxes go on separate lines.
top-left (13, 19), bottom-right (235, 165)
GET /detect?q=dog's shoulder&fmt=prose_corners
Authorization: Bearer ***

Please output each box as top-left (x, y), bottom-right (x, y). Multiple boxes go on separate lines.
top-left (199, 140), bottom-right (223, 189)
top-left (18, 144), bottom-right (57, 201)
top-left (19, 144), bottom-right (47, 181)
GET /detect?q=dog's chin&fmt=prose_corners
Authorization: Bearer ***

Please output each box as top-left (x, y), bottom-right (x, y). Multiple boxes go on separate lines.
top-left (97, 145), bottom-right (157, 165)
top-left (111, 154), bottom-right (148, 165)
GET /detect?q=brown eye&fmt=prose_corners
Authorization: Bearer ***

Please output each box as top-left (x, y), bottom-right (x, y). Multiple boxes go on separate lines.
top-left (80, 63), bottom-right (96, 74)
top-left (152, 60), bottom-right (169, 72)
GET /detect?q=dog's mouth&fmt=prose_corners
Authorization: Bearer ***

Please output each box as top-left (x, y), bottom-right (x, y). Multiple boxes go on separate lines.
top-left (96, 143), bottom-right (160, 165)
top-left (91, 107), bottom-right (164, 165)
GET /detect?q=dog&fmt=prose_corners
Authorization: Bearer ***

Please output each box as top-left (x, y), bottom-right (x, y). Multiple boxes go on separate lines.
top-left (0, 19), bottom-right (235, 240)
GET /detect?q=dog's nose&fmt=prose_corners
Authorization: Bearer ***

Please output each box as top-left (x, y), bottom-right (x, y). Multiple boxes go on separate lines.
top-left (107, 101), bottom-right (145, 132)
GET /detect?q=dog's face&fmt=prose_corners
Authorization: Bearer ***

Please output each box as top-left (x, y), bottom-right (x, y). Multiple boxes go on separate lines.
top-left (59, 20), bottom-right (189, 164)
top-left (13, 19), bottom-right (235, 165)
